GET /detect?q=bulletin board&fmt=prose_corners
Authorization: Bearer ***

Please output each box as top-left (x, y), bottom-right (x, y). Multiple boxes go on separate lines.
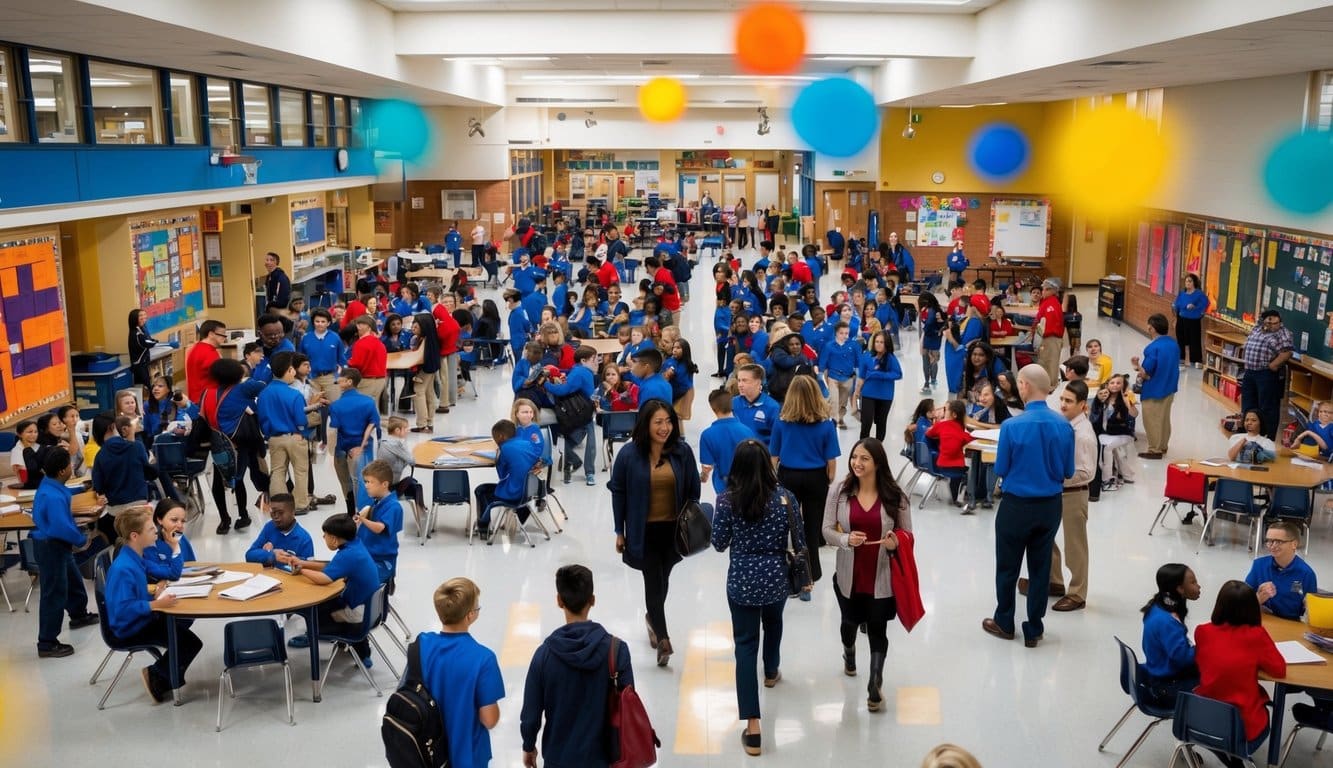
top-left (290, 195), bottom-right (327, 254)
top-left (0, 227), bottom-right (71, 427)
top-left (1263, 229), bottom-right (1333, 360)
top-left (918, 209), bottom-right (960, 247)
top-left (130, 212), bottom-right (205, 336)
top-left (1205, 223), bottom-right (1264, 328)
top-left (1134, 221), bottom-right (1181, 294)
top-left (989, 199), bottom-right (1051, 260)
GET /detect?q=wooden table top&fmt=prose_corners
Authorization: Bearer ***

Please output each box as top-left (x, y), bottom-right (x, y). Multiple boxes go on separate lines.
top-left (898, 294), bottom-right (921, 308)
top-left (413, 437), bottom-right (500, 470)
top-left (576, 337), bottom-right (625, 356)
top-left (1262, 613), bottom-right (1333, 690)
top-left (155, 562), bottom-right (344, 618)
top-left (1004, 305), bottom-right (1039, 317)
top-left (386, 347), bottom-right (425, 371)
top-left (13, 489), bottom-right (104, 516)
top-left (0, 513), bottom-right (34, 531)
top-left (408, 266), bottom-right (483, 283)
top-left (1177, 452), bottom-right (1333, 488)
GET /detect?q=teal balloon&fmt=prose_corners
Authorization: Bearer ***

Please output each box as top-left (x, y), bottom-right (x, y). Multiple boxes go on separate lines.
top-left (792, 78), bottom-right (879, 158)
top-left (365, 99), bottom-right (431, 161)
top-left (1263, 130), bottom-right (1333, 215)
top-left (969, 123), bottom-right (1029, 181)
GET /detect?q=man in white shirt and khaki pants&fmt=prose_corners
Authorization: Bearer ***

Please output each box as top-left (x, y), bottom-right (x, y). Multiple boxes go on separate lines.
top-left (1049, 379), bottom-right (1098, 611)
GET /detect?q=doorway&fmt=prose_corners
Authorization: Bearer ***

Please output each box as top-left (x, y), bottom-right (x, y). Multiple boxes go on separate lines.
top-left (754, 172), bottom-right (779, 216)
top-left (722, 174), bottom-right (746, 208)
top-left (679, 174), bottom-right (699, 205)
top-left (822, 189), bottom-right (848, 238)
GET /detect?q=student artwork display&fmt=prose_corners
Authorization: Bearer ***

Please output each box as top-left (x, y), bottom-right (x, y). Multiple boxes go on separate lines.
top-left (1204, 223), bottom-right (1264, 327)
top-left (130, 212), bottom-right (204, 336)
top-left (1264, 229), bottom-right (1333, 360)
top-left (1134, 221), bottom-right (1181, 293)
top-left (918, 209), bottom-right (959, 247)
top-left (0, 227), bottom-right (71, 426)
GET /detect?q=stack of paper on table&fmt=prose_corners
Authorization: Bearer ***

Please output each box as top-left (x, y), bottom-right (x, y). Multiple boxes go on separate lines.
top-left (971, 428), bottom-right (1002, 442)
top-left (0, 504), bottom-right (22, 516)
top-left (220, 573), bottom-right (283, 601)
top-left (433, 455), bottom-right (472, 467)
top-left (1277, 640), bottom-right (1328, 665)
top-left (160, 584), bottom-right (214, 599)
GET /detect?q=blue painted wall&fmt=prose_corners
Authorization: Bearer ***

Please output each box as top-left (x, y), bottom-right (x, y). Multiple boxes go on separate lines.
top-left (0, 146), bottom-right (377, 210)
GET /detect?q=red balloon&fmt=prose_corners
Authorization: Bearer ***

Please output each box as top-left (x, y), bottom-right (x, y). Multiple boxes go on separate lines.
top-left (735, 3), bottom-right (806, 75)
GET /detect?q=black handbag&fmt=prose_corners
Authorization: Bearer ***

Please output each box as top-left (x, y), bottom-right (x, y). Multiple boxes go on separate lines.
top-left (674, 499), bottom-right (712, 558)
top-left (781, 492), bottom-right (812, 598)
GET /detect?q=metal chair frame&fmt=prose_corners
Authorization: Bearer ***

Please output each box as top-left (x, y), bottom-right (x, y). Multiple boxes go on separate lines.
top-left (1098, 636), bottom-right (1176, 768)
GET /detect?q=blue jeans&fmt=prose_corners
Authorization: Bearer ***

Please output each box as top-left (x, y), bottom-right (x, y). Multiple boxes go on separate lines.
top-left (561, 421), bottom-right (597, 476)
top-left (728, 596), bottom-right (786, 720)
top-left (32, 538), bottom-right (91, 646)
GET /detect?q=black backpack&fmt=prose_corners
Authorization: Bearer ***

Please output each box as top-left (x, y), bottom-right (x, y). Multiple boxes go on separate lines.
top-left (554, 391), bottom-right (596, 432)
top-left (383, 640), bottom-right (450, 768)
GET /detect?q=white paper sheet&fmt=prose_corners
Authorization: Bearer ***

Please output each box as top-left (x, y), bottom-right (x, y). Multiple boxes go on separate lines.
top-left (160, 585), bottom-right (214, 599)
top-left (1277, 640), bottom-right (1327, 665)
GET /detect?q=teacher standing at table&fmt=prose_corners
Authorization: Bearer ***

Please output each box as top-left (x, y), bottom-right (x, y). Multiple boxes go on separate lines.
top-left (1241, 309), bottom-right (1294, 440)
top-left (1033, 278), bottom-right (1066, 388)
top-left (982, 364), bottom-right (1073, 649)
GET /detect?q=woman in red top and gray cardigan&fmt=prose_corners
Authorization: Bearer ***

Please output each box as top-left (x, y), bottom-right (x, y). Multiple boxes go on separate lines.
top-left (822, 437), bottom-right (913, 715)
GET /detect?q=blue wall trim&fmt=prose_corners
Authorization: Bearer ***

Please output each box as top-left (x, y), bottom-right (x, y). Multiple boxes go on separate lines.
top-left (0, 147), bottom-right (377, 210)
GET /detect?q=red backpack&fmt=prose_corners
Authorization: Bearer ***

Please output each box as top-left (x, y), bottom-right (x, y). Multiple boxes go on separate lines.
top-left (607, 637), bottom-right (660, 768)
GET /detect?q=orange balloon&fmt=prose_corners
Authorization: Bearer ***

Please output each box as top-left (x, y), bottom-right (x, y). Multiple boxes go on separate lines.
top-left (735, 3), bottom-right (805, 75)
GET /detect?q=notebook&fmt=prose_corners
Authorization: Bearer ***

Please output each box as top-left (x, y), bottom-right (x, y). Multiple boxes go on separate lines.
top-left (160, 584), bottom-right (214, 599)
top-left (219, 574), bottom-right (283, 601)
top-left (1276, 640), bottom-right (1327, 665)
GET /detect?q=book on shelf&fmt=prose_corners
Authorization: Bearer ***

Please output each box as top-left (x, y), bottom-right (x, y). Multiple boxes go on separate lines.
top-left (219, 573), bottom-right (283, 601)
top-left (1221, 342), bottom-right (1238, 357)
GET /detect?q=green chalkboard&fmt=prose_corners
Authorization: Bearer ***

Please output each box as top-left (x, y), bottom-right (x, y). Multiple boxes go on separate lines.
top-left (1205, 224), bottom-right (1264, 327)
top-left (1263, 231), bottom-right (1333, 362)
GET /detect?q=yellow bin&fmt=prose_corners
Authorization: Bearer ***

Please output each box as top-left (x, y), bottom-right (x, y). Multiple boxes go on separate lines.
top-left (1307, 593), bottom-right (1333, 635)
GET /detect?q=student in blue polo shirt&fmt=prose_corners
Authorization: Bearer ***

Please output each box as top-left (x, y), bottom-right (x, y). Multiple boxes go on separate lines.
top-left (326, 367), bottom-right (380, 516)
top-left (473, 419), bottom-right (544, 539)
top-left (732, 363), bottom-right (780, 441)
top-left (802, 306), bottom-right (831, 357)
top-left (700, 389), bottom-right (756, 494)
top-left (283, 513), bottom-right (380, 663)
top-left (245, 493), bottom-right (315, 567)
top-left (299, 308), bottom-right (349, 449)
top-left (103, 507), bottom-right (203, 702)
top-left (521, 282), bottom-right (550, 332)
top-left (819, 322), bottom-right (859, 430)
top-left (356, 459), bottom-right (404, 584)
top-left (629, 348), bottom-right (673, 407)
top-left (544, 346), bottom-right (599, 485)
top-left (256, 351), bottom-right (313, 514)
top-left (550, 270), bottom-right (571, 318)
top-left (144, 499), bottom-right (196, 582)
top-left (504, 289), bottom-right (533, 361)
top-left (510, 251), bottom-right (548, 296)
top-left (1246, 521), bottom-right (1318, 620)
top-left (31, 449), bottom-right (99, 658)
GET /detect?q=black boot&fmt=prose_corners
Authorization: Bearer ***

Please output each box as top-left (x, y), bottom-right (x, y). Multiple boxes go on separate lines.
top-left (842, 645), bottom-right (857, 677)
top-left (867, 651), bottom-right (886, 712)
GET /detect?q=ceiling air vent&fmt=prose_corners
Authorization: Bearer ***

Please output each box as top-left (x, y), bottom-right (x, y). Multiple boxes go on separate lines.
top-left (641, 60), bottom-right (671, 66)
top-left (1087, 60), bottom-right (1160, 68)
top-left (515, 97), bottom-right (618, 104)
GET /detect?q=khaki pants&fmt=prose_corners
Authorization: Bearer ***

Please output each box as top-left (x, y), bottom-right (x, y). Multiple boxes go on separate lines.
top-left (1050, 489), bottom-right (1089, 601)
top-left (412, 372), bottom-right (439, 428)
top-left (332, 449), bottom-right (357, 513)
top-left (268, 434), bottom-right (309, 509)
top-left (312, 373), bottom-right (340, 405)
top-left (1141, 394), bottom-right (1174, 454)
top-left (1037, 336), bottom-right (1064, 388)
top-left (827, 377), bottom-right (853, 423)
top-left (440, 352), bottom-right (460, 407)
top-left (356, 377), bottom-right (387, 412)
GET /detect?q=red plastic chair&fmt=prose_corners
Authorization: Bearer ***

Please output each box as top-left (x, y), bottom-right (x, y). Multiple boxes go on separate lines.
top-left (1149, 464), bottom-right (1208, 535)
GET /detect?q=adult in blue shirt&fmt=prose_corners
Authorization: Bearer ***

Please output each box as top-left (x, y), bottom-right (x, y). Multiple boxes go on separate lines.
top-left (103, 507), bottom-right (203, 702)
top-left (445, 222), bottom-right (464, 268)
top-left (1132, 313), bottom-right (1181, 459)
top-left (1140, 563), bottom-right (1202, 706)
top-left (733, 364), bottom-right (780, 441)
top-left (251, 313), bottom-right (295, 384)
top-left (418, 577), bottom-right (505, 768)
top-left (31, 450), bottom-right (99, 657)
top-left (328, 368), bottom-right (381, 516)
top-left (946, 240), bottom-right (969, 283)
top-left (283, 513), bottom-right (380, 664)
top-left (201, 358), bottom-right (268, 533)
top-left (889, 233), bottom-right (914, 282)
top-left (983, 364), bottom-right (1074, 648)
top-left (504, 289), bottom-right (533, 361)
top-left (826, 227), bottom-right (846, 260)
top-left (245, 493), bottom-right (315, 567)
top-left (545, 346), bottom-right (599, 485)
top-left (769, 376), bottom-right (841, 585)
top-left (1246, 521), bottom-right (1318, 620)
top-left (700, 389), bottom-right (757, 494)
top-left (1172, 273), bottom-right (1210, 368)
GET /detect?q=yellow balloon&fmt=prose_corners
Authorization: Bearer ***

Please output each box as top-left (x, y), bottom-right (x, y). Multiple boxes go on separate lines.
top-left (638, 77), bottom-right (687, 123)
top-left (1055, 108), bottom-right (1169, 218)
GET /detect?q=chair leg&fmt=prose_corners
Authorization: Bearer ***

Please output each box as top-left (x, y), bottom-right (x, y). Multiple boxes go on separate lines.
top-left (1317, 730), bottom-right (1328, 751)
top-left (1197, 513), bottom-right (1215, 554)
top-left (1149, 501), bottom-right (1170, 535)
top-left (1098, 703), bottom-right (1137, 750)
top-left (0, 577), bottom-right (13, 612)
top-left (1278, 723), bottom-right (1307, 767)
top-left (1113, 718), bottom-right (1167, 768)
top-left (388, 602), bottom-right (411, 642)
top-left (283, 661), bottom-right (295, 725)
top-left (349, 643), bottom-right (383, 696)
top-left (216, 671), bottom-right (229, 731)
top-left (385, 625), bottom-right (408, 656)
top-left (89, 649), bottom-right (115, 685)
top-left (24, 575), bottom-right (36, 611)
top-left (368, 634), bottom-right (400, 680)
top-left (97, 652), bottom-right (136, 710)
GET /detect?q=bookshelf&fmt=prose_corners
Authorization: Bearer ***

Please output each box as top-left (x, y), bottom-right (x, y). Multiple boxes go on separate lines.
top-left (1202, 327), bottom-right (1246, 407)
top-left (1287, 356), bottom-right (1333, 423)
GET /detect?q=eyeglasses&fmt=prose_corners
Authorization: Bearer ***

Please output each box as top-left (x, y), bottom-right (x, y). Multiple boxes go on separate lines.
top-left (1264, 538), bottom-right (1295, 547)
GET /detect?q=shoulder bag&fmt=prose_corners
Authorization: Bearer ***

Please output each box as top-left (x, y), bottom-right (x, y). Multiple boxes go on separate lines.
top-left (674, 498), bottom-right (712, 558)
top-left (782, 492), bottom-right (813, 598)
top-left (606, 636), bottom-right (660, 768)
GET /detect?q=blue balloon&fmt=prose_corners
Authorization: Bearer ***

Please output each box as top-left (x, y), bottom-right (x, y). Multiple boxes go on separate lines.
top-left (969, 123), bottom-right (1029, 181)
top-left (365, 99), bottom-right (431, 162)
top-left (1264, 130), bottom-right (1333, 215)
top-left (792, 78), bottom-right (879, 158)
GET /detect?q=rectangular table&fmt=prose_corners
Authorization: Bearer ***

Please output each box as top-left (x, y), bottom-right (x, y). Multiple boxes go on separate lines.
top-left (157, 562), bottom-right (345, 705)
top-left (1263, 613), bottom-right (1333, 765)
top-left (971, 263), bottom-right (1045, 288)
top-left (575, 337), bottom-right (625, 359)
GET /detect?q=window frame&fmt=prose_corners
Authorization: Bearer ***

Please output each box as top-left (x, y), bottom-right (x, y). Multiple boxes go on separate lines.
top-left (240, 81), bottom-right (273, 148)
top-left (26, 48), bottom-right (83, 143)
top-left (0, 45), bottom-right (23, 142)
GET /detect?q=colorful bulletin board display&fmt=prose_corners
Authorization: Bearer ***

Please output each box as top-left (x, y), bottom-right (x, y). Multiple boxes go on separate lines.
top-left (1205, 222), bottom-right (1264, 328)
top-left (918, 208), bottom-right (960, 247)
top-left (989, 199), bottom-right (1051, 260)
top-left (1263, 230), bottom-right (1333, 360)
top-left (290, 196), bottom-right (327, 254)
top-left (1134, 221), bottom-right (1182, 294)
top-left (130, 212), bottom-right (205, 336)
top-left (0, 227), bottom-right (71, 427)
top-left (1183, 218), bottom-right (1207, 277)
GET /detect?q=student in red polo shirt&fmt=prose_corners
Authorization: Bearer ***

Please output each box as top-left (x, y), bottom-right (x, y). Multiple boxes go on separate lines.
top-left (593, 256), bottom-right (620, 292)
top-left (1034, 278), bottom-right (1066, 389)
top-left (429, 287), bottom-right (461, 413)
top-left (347, 317), bottom-right (388, 408)
top-left (646, 255), bottom-right (681, 318)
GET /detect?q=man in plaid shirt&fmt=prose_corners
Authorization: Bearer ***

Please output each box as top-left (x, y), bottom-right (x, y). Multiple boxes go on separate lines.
top-left (1242, 309), bottom-right (1294, 440)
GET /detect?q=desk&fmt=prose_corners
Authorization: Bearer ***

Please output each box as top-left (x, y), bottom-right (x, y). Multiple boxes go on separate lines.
top-left (386, 348), bottom-right (425, 413)
top-left (396, 250), bottom-right (433, 266)
top-left (898, 294), bottom-right (921, 309)
top-left (412, 438), bottom-right (499, 470)
top-left (1263, 613), bottom-right (1333, 765)
top-left (408, 267), bottom-right (483, 284)
top-left (1178, 454), bottom-right (1333, 489)
top-left (971, 263), bottom-right (1045, 288)
top-left (575, 337), bottom-right (625, 358)
top-left (158, 562), bottom-right (344, 704)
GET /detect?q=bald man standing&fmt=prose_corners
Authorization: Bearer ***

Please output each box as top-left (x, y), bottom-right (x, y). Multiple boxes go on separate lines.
top-left (983, 364), bottom-right (1074, 649)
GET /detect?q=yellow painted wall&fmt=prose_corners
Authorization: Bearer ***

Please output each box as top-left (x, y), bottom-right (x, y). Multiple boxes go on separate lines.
top-left (249, 195), bottom-right (292, 275)
top-left (92, 217), bottom-right (133, 354)
top-left (59, 220), bottom-right (103, 351)
top-left (217, 218), bottom-right (259, 331)
top-left (346, 186), bottom-right (374, 248)
top-left (1070, 215), bottom-right (1109, 285)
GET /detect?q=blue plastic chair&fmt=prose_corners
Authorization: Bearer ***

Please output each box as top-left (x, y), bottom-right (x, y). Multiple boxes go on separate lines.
top-left (1266, 486), bottom-right (1314, 553)
top-left (483, 473), bottom-right (547, 548)
top-left (1201, 478), bottom-right (1264, 554)
top-left (216, 618), bottom-right (293, 731)
top-left (906, 439), bottom-right (959, 510)
top-left (1278, 701), bottom-right (1333, 766)
top-left (1099, 636), bottom-right (1176, 768)
top-left (600, 410), bottom-right (639, 471)
top-left (90, 549), bottom-right (164, 709)
top-left (152, 433), bottom-right (207, 524)
top-left (427, 470), bottom-right (471, 545)
top-left (317, 584), bottom-right (397, 697)
top-left (1169, 692), bottom-right (1260, 768)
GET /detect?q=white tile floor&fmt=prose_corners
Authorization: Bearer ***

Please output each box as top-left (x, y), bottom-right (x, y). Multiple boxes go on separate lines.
top-left (0, 255), bottom-right (1324, 767)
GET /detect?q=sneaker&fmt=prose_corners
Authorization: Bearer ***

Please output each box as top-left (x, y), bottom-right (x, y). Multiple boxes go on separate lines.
top-left (287, 634), bottom-right (311, 649)
top-left (216, 520), bottom-right (231, 535)
top-left (1194, 362), bottom-right (1203, 369)
top-left (234, 517), bottom-right (252, 531)
top-left (141, 667), bottom-right (168, 703)
top-left (979, 501), bottom-right (993, 510)
top-left (38, 642), bottom-right (74, 658)
top-left (69, 613), bottom-right (100, 629)
top-left (798, 590), bottom-right (812, 602)
top-left (920, 386), bottom-right (932, 395)
top-left (1102, 479), bottom-right (1120, 492)
top-left (316, 494), bottom-right (337, 505)
top-left (294, 505), bottom-right (313, 516)
top-left (316, 442), bottom-right (327, 455)
top-left (360, 655), bottom-right (374, 670)
top-left (586, 474), bottom-right (597, 486)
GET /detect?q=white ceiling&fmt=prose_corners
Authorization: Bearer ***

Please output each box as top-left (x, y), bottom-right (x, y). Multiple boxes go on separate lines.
top-left (377, 0), bottom-right (997, 12)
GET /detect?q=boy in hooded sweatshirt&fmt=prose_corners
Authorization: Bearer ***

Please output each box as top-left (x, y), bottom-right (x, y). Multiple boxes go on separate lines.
top-left (520, 565), bottom-right (634, 768)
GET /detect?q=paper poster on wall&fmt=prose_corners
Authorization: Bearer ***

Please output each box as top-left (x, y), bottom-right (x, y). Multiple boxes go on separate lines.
top-left (917, 209), bottom-right (959, 247)
top-left (0, 227), bottom-right (71, 427)
top-left (989, 199), bottom-right (1051, 259)
top-left (289, 196), bottom-right (326, 253)
top-left (633, 170), bottom-right (660, 195)
top-left (905, 211), bottom-right (917, 224)
top-left (130, 212), bottom-right (204, 335)
top-left (904, 229), bottom-right (917, 244)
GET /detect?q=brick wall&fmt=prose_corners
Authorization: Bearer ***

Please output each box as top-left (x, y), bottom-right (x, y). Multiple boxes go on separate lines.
top-left (868, 191), bottom-right (1071, 289)
top-left (400, 180), bottom-right (511, 248)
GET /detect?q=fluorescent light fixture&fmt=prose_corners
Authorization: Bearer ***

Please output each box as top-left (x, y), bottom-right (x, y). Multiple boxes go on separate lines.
top-left (521, 74), bottom-right (699, 82)
top-left (90, 79), bottom-right (131, 87)
top-left (718, 75), bottom-right (819, 81)
top-left (938, 102), bottom-right (1009, 108)
top-left (34, 97), bottom-right (55, 108)
top-left (443, 56), bottom-right (551, 62)
top-left (499, 56), bottom-right (553, 62)
top-left (813, 56), bottom-right (889, 61)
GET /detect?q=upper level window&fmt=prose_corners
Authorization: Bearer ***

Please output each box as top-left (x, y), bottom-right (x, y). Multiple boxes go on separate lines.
top-left (169, 73), bottom-right (199, 145)
top-left (311, 94), bottom-right (328, 147)
top-left (206, 78), bottom-right (238, 151)
top-left (277, 88), bottom-right (306, 147)
top-left (28, 50), bottom-right (81, 143)
top-left (89, 61), bottom-right (162, 144)
top-left (330, 95), bottom-right (348, 147)
top-left (242, 83), bottom-right (272, 146)
top-left (0, 47), bottom-right (20, 142)
top-left (1310, 71), bottom-right (1333, 131)
top-left (350, 98), bottom-right (363, 148)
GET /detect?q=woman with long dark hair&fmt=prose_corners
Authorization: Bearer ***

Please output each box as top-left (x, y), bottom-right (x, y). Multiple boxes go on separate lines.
top-left (1140, 563), bottom-right (1201, 705)
top-left (711, 439), bottom-right (808, 757)
top-left (960, 341), bottom-right (1004, 405)
top-left (822, 437), bottom-right (913, 713)
top-left (200, 357), bottom-right (268, 534)
top-left (409, 313), bottom-right (441, 433)
top-left (854, 330), bottom-right (903, 441)
top-left (609, 400), bottom-right (702, 667)
top-left (770, 375), bottom-right (840, 590)
top-left (127, 309), bottom-right (161, 388)
top-left (1173, 273), bottom-right (1210, 367)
